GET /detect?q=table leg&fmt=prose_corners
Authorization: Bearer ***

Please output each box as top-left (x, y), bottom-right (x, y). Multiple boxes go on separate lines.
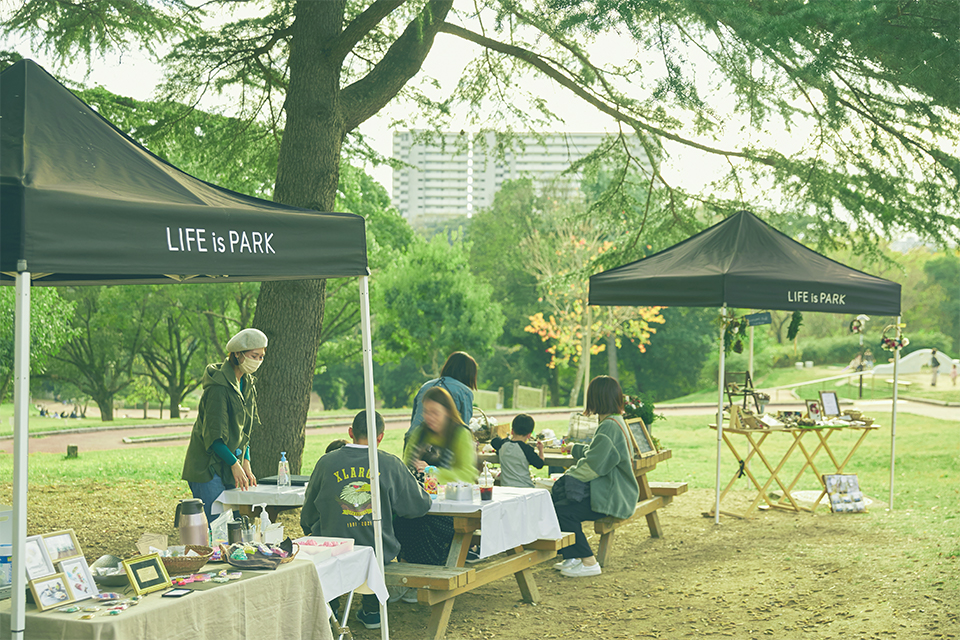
top-left (637, 474), bottom-right (664, 538)
top-left (426, 600), bottom-right (457, 640)
top-left (742, 431), bottom-right (804, 514)
top-left (711, 432), bottom-right (768, 518)
top-left (507, 545), bottom-right (540, 602)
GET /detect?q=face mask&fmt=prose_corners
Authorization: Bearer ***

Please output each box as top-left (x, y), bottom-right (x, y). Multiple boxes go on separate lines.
top-left (237, 354), bottom-right (262, 375)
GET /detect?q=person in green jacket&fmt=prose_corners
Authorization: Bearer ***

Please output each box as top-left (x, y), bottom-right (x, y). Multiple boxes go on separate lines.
top-left (394, 386), bottom-right (478, 569)
top-left (553, 375), bottom-right (639, 578)
top-left (181, 328), bottom-right (266, 523)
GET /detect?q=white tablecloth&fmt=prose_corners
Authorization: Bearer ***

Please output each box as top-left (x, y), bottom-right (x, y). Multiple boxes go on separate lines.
top-left (302, 545), bottom-right (389, 604)
top-left (429, 486), bottom-right (562, 558)
top-left (212, 485), bottom-right (307, 515)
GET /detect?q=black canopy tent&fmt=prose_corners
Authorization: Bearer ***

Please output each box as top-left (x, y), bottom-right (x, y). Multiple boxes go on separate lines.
top-left (1, 60), bottom-right (389, 638)
top-left (588, 210), bottom-right (903, 523)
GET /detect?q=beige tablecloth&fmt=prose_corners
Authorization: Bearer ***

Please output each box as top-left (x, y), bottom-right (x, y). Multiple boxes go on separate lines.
top-left (1, 559), bottom-right (331, 640)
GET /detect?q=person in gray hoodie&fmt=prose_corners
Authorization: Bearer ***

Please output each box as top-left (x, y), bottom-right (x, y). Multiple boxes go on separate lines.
top-left (301, 410), bottom-right (431, 630)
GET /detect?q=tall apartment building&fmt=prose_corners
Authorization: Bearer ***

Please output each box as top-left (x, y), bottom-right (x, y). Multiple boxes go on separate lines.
top-left (392, 130), bottom-right (648, 225)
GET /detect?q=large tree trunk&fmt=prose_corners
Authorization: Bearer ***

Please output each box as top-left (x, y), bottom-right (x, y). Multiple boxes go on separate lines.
top-left (95, 394), bottom-right (114, 421)
top-left (250, 1), bottom-right (344, 478)
top-left (607, 333), bottom-right (618, 380)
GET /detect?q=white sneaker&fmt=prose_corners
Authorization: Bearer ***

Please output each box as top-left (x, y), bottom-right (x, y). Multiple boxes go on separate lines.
top-left (401, 588), bottom-right (418, 604)
top-left (553, 558), bottom-right (581, 571)
top-left (560, 561), bottom-right (602, 578)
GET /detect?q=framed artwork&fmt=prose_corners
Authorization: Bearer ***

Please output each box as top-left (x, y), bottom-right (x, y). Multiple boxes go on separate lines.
top-left (58, 556), bottom-right (99, 601)
top-left (24, 535), bottom-right (56, 581)
top-left (805, 399), bottom-right (821, 421)
top-left (29, 573), bottom-right (74, 611)
top-left (42, 529), bottom-right (82, 562)
top-left (823, 474), bottom-right (868, 513)
top-left (819, 391), bottom-right (841, 417)
top-left (123, 553), bottom-right (171, 596)
top-left (625, 418), bottom-right (658, 458)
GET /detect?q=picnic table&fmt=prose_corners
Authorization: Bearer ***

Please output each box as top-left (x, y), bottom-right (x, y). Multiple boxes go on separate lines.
top-left (477, 447), bottom-right (684, 565)
top-left (386, 487), bottom-right (571, 640)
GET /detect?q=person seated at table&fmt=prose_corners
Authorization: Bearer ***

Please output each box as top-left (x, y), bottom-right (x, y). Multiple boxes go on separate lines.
top-left (300, 410), bottom-right (432, 630)
top-left (491, 414), bottom-right (545, 488)
top-left (406, 351), bottom-right (478, 446)
top-left (552, 375), bottom-right (639, 578)
top-left (325, 438), bottom-right (348, 453)
top-left (394, 386), bottom-right (478, 578)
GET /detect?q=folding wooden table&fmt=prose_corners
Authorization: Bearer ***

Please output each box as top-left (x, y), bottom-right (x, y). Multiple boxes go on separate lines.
top-left (708, 423), bottom-right (878, 519)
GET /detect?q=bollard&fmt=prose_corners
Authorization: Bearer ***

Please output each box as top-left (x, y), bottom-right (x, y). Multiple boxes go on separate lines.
top-left (66, 445), bottom-right (78, 459)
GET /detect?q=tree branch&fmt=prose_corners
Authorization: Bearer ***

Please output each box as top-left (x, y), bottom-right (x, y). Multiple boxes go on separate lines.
top-left (340, 0), bottom-right (455, 131)
top-left (328, 0), bottom-right (407, 61)
top-left (439, 22), bottom-right (779, 167)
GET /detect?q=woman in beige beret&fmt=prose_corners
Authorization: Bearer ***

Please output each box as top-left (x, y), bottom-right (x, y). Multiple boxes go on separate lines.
top-left (181, 328), bottom-right (267, 523)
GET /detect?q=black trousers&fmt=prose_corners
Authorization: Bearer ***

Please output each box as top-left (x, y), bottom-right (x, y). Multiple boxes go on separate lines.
top-left (554, 497), bottom-right (605, 559)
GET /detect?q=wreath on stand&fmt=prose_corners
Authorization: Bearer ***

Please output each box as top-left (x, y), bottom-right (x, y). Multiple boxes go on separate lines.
top-left (880, 325), bottom-right (909, 352)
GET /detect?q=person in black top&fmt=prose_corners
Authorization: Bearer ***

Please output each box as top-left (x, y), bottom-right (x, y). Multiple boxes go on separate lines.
top-left (491, 414), bottom-right (546, 488)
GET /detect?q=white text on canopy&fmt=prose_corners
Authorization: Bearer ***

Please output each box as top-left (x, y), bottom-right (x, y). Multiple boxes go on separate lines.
top-left (166, 227), bottom-right (275, 254)
top-left (787, 290), bottom-right (846, 305)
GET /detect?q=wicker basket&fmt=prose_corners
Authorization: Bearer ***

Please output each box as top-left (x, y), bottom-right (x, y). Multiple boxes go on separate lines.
top-left (567, 412), bottom-right (599, 443)
top-left (280, 542), bottom-right (299, 564)
top-left (161, 545), bottom-right (214, 574)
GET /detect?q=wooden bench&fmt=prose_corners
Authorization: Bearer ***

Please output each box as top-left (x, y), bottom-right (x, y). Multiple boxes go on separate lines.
top-left (383, 563), bottom-right (475, 594)
top-left (593, 481), bottom-right (689, 567)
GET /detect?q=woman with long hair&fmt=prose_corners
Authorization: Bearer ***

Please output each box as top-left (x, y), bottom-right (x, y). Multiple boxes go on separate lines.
top-left (407, 351), bottom-right (478, 438)
top-left (394, 386), bottom-right (478, 573)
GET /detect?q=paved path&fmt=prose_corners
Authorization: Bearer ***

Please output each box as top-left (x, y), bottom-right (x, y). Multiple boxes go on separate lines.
top-left (2, 399), bottom-right (954, 456)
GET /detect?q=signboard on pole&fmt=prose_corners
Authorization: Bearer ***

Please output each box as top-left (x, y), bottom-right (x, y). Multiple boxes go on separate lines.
top-left (745, 312), bottom-right (772, 326)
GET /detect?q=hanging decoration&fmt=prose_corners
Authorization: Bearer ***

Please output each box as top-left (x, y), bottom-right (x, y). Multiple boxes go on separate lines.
top-left (721, 315), bottom-right (749, 355)
top-left (786, 311), bottom-right (804, 341)
top-left (880, 324), bottom-right (909, 352)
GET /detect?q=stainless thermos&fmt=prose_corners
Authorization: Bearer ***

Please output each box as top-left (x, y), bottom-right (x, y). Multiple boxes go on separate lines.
top-left (174, 499), bottom-right (209, 546)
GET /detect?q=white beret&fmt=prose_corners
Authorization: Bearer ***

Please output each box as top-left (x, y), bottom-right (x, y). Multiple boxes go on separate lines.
top-left (226, 328), bottom-right (268, 353)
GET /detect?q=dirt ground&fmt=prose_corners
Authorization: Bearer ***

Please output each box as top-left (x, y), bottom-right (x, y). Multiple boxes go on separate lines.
top-left (10, 483), bottom-right (957, 640)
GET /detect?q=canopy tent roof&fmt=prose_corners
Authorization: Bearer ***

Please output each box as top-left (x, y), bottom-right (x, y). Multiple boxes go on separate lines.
top-left (589, 210), bottom-right (900, 316)
top-left (1, 59), bottom-right (368, 285)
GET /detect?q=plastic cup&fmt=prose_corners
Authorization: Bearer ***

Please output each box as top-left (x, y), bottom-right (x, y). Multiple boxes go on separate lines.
top-left (480, 486), bottom-right (493, 501)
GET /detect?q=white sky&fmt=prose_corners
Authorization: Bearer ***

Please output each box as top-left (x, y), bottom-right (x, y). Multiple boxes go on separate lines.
top-left (2, 14), bottom-right (771, 203)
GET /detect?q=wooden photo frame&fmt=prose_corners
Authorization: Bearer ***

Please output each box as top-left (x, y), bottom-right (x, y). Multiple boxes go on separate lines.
top-left (42, 529), bottom-right (83, 562)
top-left (123, 553), bottom-right (171, 596)
top-left (29, 573), bottom-right (74, 611)
top-left (819, 390), bottom-right (841, 417)
top-left (58, 556), bottom-right (99, 602)
top-left (625, 418), bottom-right (658, 458)
top-left (24, 535), bottom-right (56, 581)
top-left (823, 473), bottom-right (868, 513)
top-left (805, 399), bottom-right (821, 422)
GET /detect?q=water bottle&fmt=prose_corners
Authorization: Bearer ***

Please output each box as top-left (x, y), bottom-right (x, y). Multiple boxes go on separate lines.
top-left (277, 451), bottom-right (291, 488)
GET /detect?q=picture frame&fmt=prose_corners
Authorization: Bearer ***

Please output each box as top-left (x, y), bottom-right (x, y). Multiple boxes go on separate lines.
top-left (24, 535), bottom-right (56, 581)
top-left (123, 553), bottom-right (171, 596)
top-left (805, 399), bottom-right (821, 421)
top-left (42, 529), bottom-right (83, 562)
top-left (29, 573), bottom-right (74, 611)
top-left (625, 417), bottom-right (658, 458)
top-left (823, 473), bottom-right (868, 513)
top-left (58, 556), bottom-right (98, 602)
top-left (819, 390), bottom-right (841, 417)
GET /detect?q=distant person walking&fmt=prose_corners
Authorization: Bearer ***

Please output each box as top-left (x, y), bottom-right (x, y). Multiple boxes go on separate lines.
top-left (950, 363), bottom-right (957, 387)
top-left (930, 348), bottom-right (941, 387)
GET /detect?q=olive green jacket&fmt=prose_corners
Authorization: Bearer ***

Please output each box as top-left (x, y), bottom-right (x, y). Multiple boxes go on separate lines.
top-left (567, 415), bottom-right (639, 520)
top-left (181, 361), bottom-right (260, 484)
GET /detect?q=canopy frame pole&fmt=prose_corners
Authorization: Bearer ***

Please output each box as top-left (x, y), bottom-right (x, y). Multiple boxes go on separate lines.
top-left (11, 269), bottom-right (30, 639)
top-left (715, 304), bottom-right (727, 525)
top-left (889, 316), bottom-right (901, 510)
top-left (359, 276), bottom-right (389, 640)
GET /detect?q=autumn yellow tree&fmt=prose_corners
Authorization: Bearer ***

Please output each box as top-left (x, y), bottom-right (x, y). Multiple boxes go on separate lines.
top-left (523, 203), bottom-right (663, 406)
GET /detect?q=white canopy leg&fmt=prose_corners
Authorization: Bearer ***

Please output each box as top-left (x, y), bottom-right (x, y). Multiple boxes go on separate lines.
top-left (11, 269), bottom-right (30, 639)
top-left (715, 305), bottom-right (727, 525)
